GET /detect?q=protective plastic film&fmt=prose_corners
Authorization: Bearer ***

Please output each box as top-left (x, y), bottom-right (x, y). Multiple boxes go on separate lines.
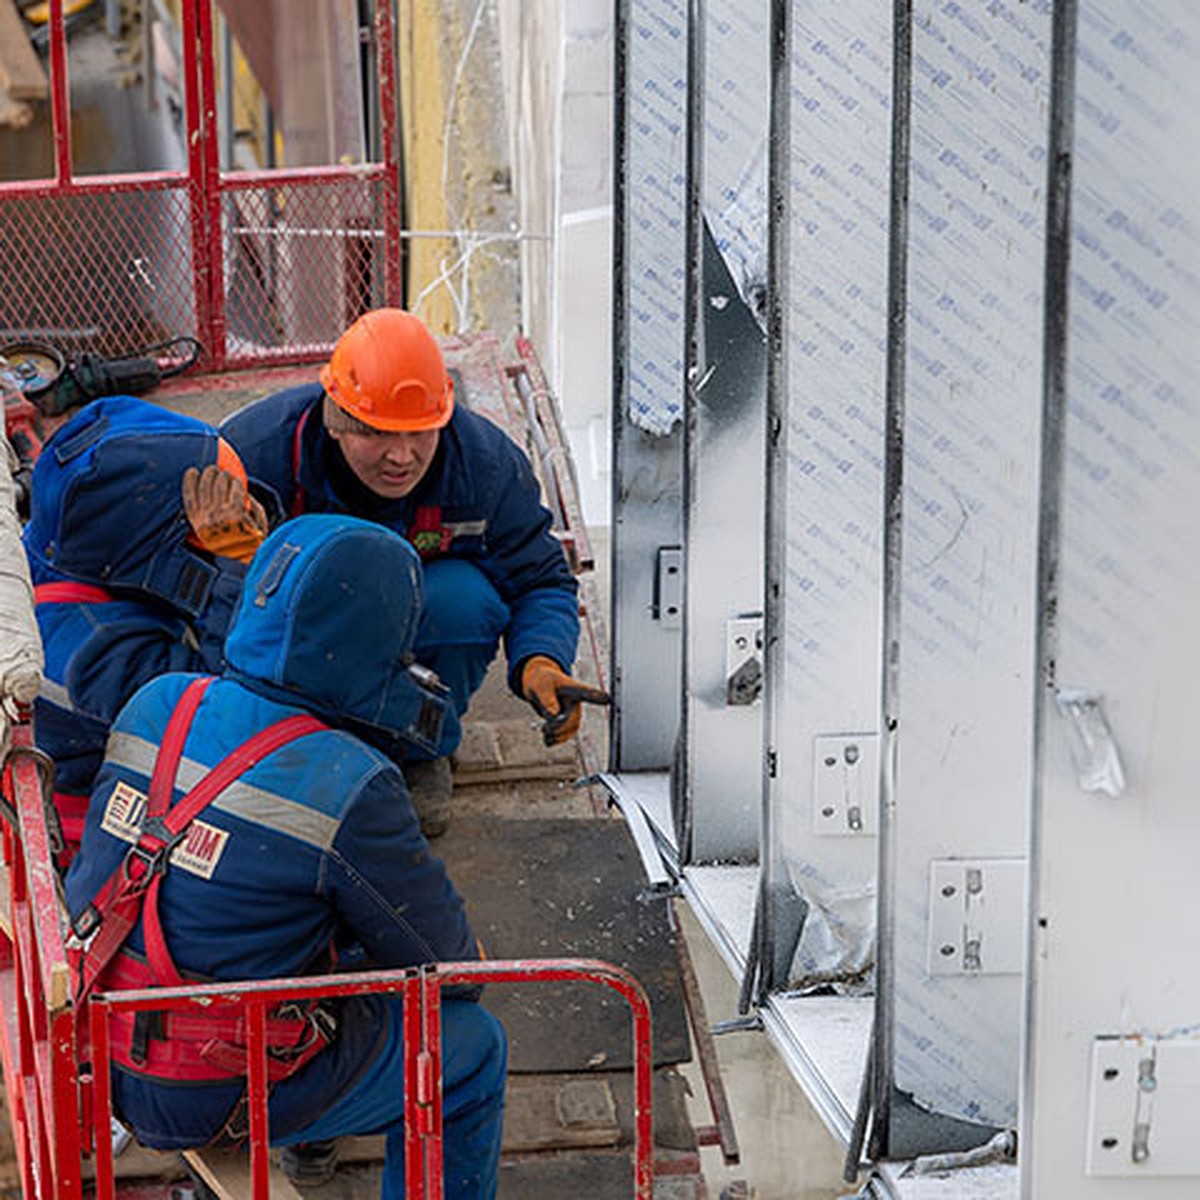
top-left (887, 0), bottom-right (1052, 1136)
top-left (771, 11), bottom-right (893, 986)
top-left (624, 0), bottom-right (689, 436)
top-left (1026, 5), bottom-right (1200, 1194)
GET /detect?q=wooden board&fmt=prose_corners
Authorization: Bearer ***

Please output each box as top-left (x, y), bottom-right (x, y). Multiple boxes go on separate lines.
top-left (0, 0), bottom-right (48, 101)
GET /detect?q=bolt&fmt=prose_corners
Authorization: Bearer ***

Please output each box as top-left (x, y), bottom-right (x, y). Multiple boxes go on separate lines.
top-left (939, 944), bottom-right (956, 957)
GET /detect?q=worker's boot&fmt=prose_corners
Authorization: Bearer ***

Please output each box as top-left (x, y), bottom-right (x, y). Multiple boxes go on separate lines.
top-left (405, 756), bottom-right (454, 839)
top-left (279, 1138), bottom-right (341, 1186)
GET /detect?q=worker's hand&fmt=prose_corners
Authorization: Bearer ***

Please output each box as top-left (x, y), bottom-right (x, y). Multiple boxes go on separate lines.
top-left (520, 655), bottom-right (611, 746)
top-left (181, 465), bottom-right (268, 564)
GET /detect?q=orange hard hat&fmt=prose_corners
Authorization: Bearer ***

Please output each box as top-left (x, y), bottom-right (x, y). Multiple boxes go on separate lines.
top-left (319, 309), bottom-right (455, 432)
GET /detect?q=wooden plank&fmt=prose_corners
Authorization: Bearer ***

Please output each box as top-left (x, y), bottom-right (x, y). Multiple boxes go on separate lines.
top-left (0, 861), bottom-right (11, 941)
top-left (0, 0), bottom-right (47, 102)
top-left (183, 1148), bottom-right (306, 1200)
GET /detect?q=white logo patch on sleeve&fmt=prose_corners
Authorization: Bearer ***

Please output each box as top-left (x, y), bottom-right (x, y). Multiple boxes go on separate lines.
top-left (99, 780), bottom-right (230, 879)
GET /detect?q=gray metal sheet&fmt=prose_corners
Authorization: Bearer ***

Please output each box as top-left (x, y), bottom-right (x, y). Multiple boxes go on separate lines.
top-left (1025, 4), bottom-right (1200, 1195)
top-left (888, 0), bottom-right (1052, 1131)
top-left (682, 0), bottom-right (770, 862)
top-left (701, 0), bottom-right (770, 322)
top-left (770, 8), bottom-right (893, 986)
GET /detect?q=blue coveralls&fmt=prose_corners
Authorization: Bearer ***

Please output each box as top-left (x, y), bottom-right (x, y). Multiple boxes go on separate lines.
top-left (65, 515), bottom-right (507, 1199)
top-left (220, 384), bottom-right (580, 756)
top-left (22, 397), bottom-right (246, 845)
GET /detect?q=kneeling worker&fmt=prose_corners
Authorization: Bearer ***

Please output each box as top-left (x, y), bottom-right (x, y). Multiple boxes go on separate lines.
top-left (220, 308), bottom-right (610, 834)
top-left (66, 514), bottom-right (506, 1199)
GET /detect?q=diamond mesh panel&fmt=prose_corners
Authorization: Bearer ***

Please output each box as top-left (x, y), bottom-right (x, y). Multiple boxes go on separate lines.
top-left (222, 175), bottom-right (388, 363)
top-left (0, 186), bottom-right (196, 357)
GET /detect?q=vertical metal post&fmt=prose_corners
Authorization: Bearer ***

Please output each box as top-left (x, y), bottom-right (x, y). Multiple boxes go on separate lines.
top-left (89, 1003), bottom-right (116, 1200)
top-left (196, 0), bottom-right (228, 368)
top-left (677, 0), bottom-right (706, 865)
top-left (246, 1003), bottom-right (271, 1200)
top-left (374, 0), bottom-right (404, 308)
top-left (403, 973), bottom-right (427, 1197)
top-left (1022, 1), bottom-right (1078, 1191)
top-left (180, 0), bottom-right (217, 366)
top-left (870, 0), bottom-right (913, 1162)
top-left (756, 0), bottom-right (791, 1012)
top-left (47, 0), bottom-right (73, 183)
top-left (421, 969), bottom-right (444, 1198)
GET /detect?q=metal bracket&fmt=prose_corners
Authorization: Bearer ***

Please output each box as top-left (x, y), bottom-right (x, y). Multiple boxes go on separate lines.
top-left (725, 614), bottom-right (763, 705)
top-left (653, 546), bottom-right (683, 626)
top-left (927, 859), bottom-right (1026, 976)
top-left (1086, 1036), bottom-right (1200, 1176)
top-left (812, 734), bottom-right (878, 836)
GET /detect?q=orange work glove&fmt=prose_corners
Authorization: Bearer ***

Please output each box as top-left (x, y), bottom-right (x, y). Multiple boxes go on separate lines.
top-left (520, 655), bottom-right (611, 746)
top-left (181, 465), bottom-right (268, 564)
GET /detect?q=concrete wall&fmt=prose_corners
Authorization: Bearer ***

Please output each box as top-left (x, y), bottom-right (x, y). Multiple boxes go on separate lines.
top-left (498, 1), bottom-right (613, 526)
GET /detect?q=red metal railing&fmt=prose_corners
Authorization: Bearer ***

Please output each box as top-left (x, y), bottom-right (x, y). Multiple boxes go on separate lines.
top-left (0, 0), bottom-right (403, 369)
top-left (1, 718), bottom-right (656, 1199)
top-left (88, 959), bottom-right (655, 1200)
top-left (0, 723), bottom-right (85, 1200)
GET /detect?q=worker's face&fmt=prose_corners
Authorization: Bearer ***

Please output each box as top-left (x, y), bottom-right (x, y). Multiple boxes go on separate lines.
top-left (330, 427), bottom-right (440, 499)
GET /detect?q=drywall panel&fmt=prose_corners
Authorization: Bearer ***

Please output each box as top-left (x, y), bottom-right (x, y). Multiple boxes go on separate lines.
top-left (1024, 3), bottom-right (1200, 1196)
top-left (610, 0), bottom-right (687, 770)
top-left (683, 0), bottom-right (770, 862)
top-left (766, 8), bottom-right (892, 986)
top-left (886, 0), bottom-right (1051, 1142)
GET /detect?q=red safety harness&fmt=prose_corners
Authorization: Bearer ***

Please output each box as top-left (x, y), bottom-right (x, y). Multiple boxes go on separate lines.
top-left (289, 406), bottom-right (311, 517)
top-left (70, 676), bottom-right (335, 1083)
top-left (34, 581), bottom-right (119, 854)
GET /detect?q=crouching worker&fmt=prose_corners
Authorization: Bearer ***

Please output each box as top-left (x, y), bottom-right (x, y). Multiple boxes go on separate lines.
top-left (23, 396), bottom-right (266, 855)
top-left (65, 514), bottom-right (506, 1199)
top-left (221, 309), bottom-right (610, 835)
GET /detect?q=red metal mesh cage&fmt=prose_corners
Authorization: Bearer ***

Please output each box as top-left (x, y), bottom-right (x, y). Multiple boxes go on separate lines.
top-left (0, 183), bottom-right (197, 358)
top-left (220, 172), bottom-right (392, 365)
top-left (0, 0), bottom-right (401, 372)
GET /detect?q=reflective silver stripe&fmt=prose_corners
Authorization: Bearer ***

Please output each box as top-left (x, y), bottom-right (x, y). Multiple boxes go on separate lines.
top-left (38, 677), bottom-right (73, 710)
top-left (105, 731), bottom-right (346, 851)
top-left (444, 520), bottom-right (487, 537)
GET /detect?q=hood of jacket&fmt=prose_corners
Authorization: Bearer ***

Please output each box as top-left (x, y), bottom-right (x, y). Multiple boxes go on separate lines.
top-left (223, 513), bottom-right (446, 753)
top-left (23, 396), bottom-right (230, 618)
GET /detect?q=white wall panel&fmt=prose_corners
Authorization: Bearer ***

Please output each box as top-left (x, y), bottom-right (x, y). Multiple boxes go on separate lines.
top-left (770, 8), bottom-right (892, 985)
top-left (887, 0), bottom-right (1051, 1135)
top-left (1025, 3), bottom-right (1200, 1195)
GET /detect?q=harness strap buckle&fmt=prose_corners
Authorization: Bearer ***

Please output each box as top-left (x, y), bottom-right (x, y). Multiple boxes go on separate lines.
top-left (122, 817), bottom-right (187, 882)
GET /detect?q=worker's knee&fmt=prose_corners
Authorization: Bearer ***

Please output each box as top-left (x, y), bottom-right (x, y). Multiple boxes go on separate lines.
top-left (441, 1000), bottom-right (508, 1103)
top-left (417, 560), bottom-right (509, 649)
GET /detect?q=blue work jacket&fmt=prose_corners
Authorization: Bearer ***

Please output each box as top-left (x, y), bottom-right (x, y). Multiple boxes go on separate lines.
top-left (220, 385), bottom-right (579, 693)
top-left (23, 397), bottom-right (245, 804)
